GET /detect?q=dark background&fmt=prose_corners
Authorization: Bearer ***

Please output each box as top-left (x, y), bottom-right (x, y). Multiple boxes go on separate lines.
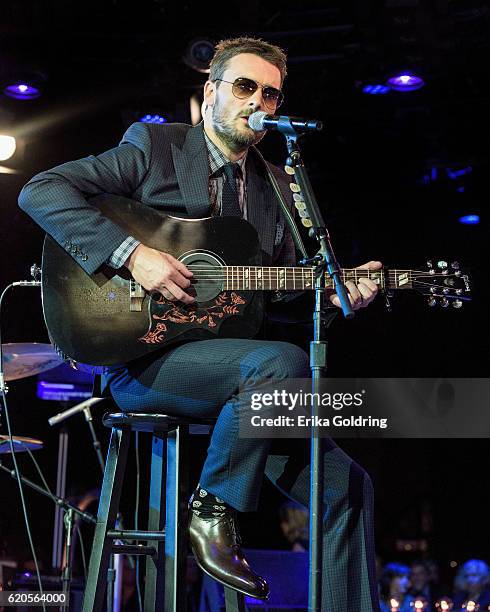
top-left (0, 0), bottom-right (488, 589)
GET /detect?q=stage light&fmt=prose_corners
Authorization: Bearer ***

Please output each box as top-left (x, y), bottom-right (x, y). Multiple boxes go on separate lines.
top-left (0, 135), bottom-right (16, 161)
top-left (459, 214), bottom-right (480, 225)
top-left (387, 73), bottom-right (425, 92)
top-left (362, 84), bottom-right (391, 95)
top-left (435, 598), bottom-right (453, 610)
top-left (140, 114), bottom-right (168, 124)
top-left (183, 38), bottom-right (215, 73)
top-left (464, 601), bottom-right (479, 612)
top-left (3, 83), bottom-right (41, 100)
top-left (412, 597), bottom-right (428, 610)
top-left (190, 93), bottom-right (202, 125)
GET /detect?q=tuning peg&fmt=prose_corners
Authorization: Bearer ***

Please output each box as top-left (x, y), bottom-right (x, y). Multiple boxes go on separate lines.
top-left (289, 182), bottom-right (301, 193)
top-left (437, 260), bottom-right (448, 270)
top-left (452, 299), bottom-right (463, 309)
top-left (441, 297), bottom-right (449, 308)
top-left (451, 261), bottom-right (460, 270)
top-left (428, 297), bottom-right (437, 307)
top-left (284, 165), bottom-right (295, 175)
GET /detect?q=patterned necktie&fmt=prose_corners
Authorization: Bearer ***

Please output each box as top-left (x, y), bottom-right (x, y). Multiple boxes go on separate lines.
top-left (220, 162), bottom-right (242, 217)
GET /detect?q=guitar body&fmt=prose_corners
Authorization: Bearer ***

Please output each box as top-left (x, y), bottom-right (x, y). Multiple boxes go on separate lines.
top-left (42, 195), bottom-right (263, 365)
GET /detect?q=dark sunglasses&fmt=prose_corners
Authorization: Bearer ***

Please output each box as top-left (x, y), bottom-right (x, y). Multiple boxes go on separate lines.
top-left (215, 77), bottom-right (284, 109)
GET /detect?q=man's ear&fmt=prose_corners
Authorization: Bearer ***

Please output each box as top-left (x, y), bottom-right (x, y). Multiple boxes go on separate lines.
top-left (203, 80), bottom-right (216, 107)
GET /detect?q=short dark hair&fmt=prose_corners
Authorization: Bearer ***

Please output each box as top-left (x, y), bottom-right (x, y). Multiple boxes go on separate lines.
top-left (379, 562), bottom-right (411, 598)
top-left (209, 37), bottom-right (287, 85)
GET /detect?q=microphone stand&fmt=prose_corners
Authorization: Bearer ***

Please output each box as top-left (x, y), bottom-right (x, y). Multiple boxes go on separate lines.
top-left (280, 123), bottom-right (354, 611)
top-left (0, 458), bottom-right (95, 607)
top-left (48, 398), bottom-right (124, 612)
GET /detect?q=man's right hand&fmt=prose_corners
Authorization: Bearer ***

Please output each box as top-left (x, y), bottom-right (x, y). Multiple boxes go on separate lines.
top-left (124, 244), bottom-right (195, 304)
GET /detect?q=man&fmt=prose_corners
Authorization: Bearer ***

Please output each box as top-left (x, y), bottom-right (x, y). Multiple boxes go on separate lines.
top-left (19, 37), bottom-right (381, 610)
top-left (409, 560), bottom-right (445, 610)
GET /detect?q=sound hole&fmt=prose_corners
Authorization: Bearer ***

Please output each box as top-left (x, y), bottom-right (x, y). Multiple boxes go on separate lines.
top-left (180, 250), bottom-right (224, 302)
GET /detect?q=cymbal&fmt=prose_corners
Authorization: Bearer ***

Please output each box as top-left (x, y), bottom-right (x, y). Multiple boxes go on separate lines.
top-left (1, 343), bottom-right (63, 381)
top-left (0, 165), bottom-right (21, 175)
top-left (0, 435), bottom-right (43, 454)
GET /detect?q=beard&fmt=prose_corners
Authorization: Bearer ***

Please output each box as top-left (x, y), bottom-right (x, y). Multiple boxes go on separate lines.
top-left (211, 96), bottom-right (265, 153)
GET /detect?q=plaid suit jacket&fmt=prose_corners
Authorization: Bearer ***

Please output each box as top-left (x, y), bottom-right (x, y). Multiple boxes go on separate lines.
top-left (18, 121), bottom-right (296, 274)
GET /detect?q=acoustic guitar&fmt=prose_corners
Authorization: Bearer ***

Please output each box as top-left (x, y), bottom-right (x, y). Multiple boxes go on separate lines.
top-left (41, 195), bottom-right (472, 365)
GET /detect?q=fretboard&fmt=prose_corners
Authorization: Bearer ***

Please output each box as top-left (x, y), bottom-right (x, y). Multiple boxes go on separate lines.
top-left (191, 266), bottom-right (416, 291)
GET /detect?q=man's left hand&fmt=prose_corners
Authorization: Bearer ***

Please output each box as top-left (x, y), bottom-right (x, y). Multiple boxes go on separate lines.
top-left (329, 260), bottom-right (382, 311)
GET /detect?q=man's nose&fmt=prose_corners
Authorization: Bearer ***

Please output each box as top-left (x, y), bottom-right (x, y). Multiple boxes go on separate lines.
top-left (247, 88), bottom-right (266, 110)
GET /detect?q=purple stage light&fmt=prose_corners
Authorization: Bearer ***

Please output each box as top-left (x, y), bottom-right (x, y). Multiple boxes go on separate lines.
top-left (140, 114), bottom-right (168, 124)
top-left (362, 84), bottom-right (390, 95)
top-left (387, 73), bottom-right (425, 92)
top-left (459, 214), bottom-right (479, 225)
top-left (3, 83), bottom-right (41, 100)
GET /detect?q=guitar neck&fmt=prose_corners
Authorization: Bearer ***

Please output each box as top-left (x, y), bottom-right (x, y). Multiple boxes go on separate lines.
top-left (216, 266), bottom-right (414, 291)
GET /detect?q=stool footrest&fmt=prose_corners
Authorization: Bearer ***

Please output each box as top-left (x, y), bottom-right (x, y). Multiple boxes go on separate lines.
top-left (107, 529), bottom-right (165, 541)
top-left (112, 543), bottom-right (156, 557)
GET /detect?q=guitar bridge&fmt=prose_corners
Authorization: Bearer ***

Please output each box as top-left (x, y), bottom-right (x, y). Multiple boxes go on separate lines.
top-left (129, 279), bottom-right (145, 311)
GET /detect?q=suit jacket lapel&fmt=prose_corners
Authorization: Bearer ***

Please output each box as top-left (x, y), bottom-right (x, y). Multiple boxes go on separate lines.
top-left (171, 123), bottom-right (211, 218)
top-left (246, 148), bottom-right (275, 258)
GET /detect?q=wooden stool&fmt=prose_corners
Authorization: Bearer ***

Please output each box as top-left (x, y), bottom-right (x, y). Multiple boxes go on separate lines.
top-left (82, 412), bottom-right (247, 612)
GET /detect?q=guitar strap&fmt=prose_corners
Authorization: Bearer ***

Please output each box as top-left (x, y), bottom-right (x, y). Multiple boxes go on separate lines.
top-left (252, 147), bottom-right (308, 259)
top-left (253, 149), bottom-right (340, 312)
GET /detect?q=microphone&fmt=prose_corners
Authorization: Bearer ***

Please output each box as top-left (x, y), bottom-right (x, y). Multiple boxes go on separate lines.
top-left (12, 281), bottom-right (41, 287)
top-left (248, 111), bottom-right (323, 133)
top-left (48, 397), bottom-right (105, 426)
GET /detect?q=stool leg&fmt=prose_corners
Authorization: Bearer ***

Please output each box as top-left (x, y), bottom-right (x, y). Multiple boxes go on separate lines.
top-left (224, 587), bottom-right (248, 612)
top-left (82, 427), bottom-right (130, 612)
top-left (164, 424), bottom-right (189, 612)
top-left (144, 433), bottom-right (167, 611)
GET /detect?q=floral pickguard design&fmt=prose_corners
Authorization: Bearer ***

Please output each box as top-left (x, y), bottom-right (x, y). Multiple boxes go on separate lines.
top-left (139, 292), bottom-right (247, 345)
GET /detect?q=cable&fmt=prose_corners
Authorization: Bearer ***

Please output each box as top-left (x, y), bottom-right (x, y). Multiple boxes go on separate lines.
top-left (25, 446), bottom-right (89, 586)
top-left (76, 524), bottom-right (87, 581)
top-left (25, 447), bottom-right (54, 497)
top-left (0, 284), bottom-right (46, 611)
top-left (134, 431), bottom-right (143, 612)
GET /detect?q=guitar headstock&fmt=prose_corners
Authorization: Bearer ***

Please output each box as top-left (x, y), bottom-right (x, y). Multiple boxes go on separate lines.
top-left (411, 260), bottom-right (472, 308)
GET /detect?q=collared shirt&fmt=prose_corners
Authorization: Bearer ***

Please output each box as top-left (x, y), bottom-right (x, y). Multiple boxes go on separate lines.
top-left (107, 127), bottom-right (248, 268)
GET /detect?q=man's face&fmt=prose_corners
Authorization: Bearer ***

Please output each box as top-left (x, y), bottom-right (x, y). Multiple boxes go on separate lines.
top-left (410, 565), bottom-right (429, 591)
top-left (463, 561), bottom-right (485, 593)
top-left (393, 574), bottom-right (410, 595)
top-left (204, 53), bottom-right (282, 153)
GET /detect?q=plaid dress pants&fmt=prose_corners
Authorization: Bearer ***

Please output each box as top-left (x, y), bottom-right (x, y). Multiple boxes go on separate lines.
top-left (105, 338), bottom-right (380, 611)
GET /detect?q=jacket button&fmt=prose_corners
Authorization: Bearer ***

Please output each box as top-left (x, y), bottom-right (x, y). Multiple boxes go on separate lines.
top-left (82, 255), bottom-right (88, 261)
